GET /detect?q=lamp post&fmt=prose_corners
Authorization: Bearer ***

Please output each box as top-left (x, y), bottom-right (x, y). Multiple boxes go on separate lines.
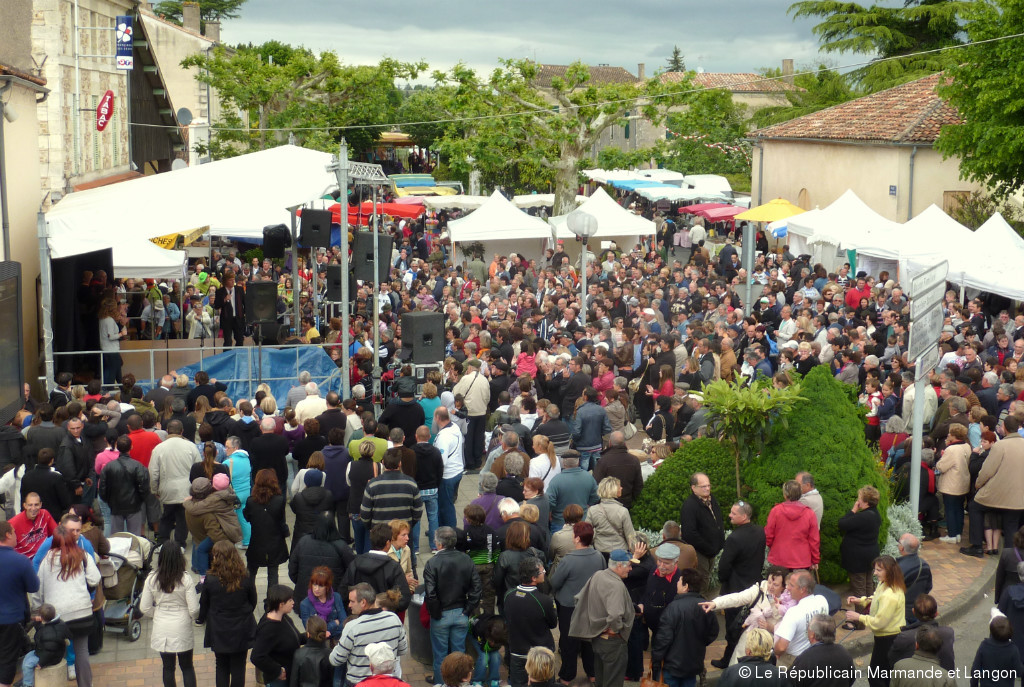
top-left (566, 211), bottom-right (599, 327)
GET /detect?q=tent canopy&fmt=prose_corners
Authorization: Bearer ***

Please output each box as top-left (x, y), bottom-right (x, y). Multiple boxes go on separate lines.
top-left (46, 145), bottom-right (338, 257)
top-left (548, 187), bottom-right (656, 239)
top-left (957, 213), bottom-right (1024, 301)
top-left (895, 205), bottom-right (973, 281)
top-left (512, 194), bottom-right (587, 209)
top-left (448, 190), bottom-right (552, 242)
top-left (792, 190), bottom-right (902, 253)
top-left (636, 186), bottom-right (731, 203)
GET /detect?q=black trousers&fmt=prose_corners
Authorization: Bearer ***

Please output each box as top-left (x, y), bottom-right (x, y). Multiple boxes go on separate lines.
top-left (157, 503), bottom-right (188, 547)
top-left (721, 607), bottom-right (742, 663)
top-left (161, 650), bottom-right (197, 687)
top-left (557, 602), bottom-right (595, 681)
top-left (868, 634), bottom-right (898, 687)
top-left (968, 500), bottom-right (1023, 548)
top-left (221, 315), bottom-right (245, 347)
top-left (214, 651), bottom-right (248, 687)
top-left (335, 499), bottom-right (351, 542)
top-left (466, 415), bottom-right (486, 469)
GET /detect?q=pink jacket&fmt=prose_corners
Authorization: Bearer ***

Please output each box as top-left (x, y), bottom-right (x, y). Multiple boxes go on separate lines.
top-left (765, 500), bottom-right (820, 568)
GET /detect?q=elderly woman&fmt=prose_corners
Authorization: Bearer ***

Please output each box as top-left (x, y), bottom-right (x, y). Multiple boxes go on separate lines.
top-left (699, 566), bottom-right (790, 666)
top-left (523, 477), bottom-right (550, 533)
top-left (584, 477), bottom-right (637, 557)
top-left (469, 472), bottom-right (505, 531)
top-left (495, 453), bottom-right (526, 502)
top-left (548, 503), bottom-right (584, 574)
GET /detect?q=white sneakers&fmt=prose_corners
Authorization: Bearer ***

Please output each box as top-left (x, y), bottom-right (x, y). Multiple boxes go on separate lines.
top-left (939, 535), bottom-right (960, 543)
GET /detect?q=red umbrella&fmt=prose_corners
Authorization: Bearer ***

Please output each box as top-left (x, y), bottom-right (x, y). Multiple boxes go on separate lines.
top-left (328, 201), bottom-right (425, 226)
top-left (678, 202), bottom-right (733, 215)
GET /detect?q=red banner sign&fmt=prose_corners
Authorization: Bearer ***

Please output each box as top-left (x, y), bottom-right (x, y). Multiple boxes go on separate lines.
top-left (96, 90), bottom-right (114, 131)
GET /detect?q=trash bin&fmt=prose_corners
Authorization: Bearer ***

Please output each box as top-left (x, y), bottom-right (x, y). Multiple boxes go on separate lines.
top-left (407, 584), bottom-right (433, 665)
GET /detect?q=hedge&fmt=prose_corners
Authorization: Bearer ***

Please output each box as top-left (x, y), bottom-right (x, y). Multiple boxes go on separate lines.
top-left (742, 365), bottom-right (890, 584)
top-left (632, 438), bottom-right (734, 532)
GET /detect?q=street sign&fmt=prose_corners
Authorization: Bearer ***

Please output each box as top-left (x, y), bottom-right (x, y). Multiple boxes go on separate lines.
top-left (915, 343), bottom-right (940, 380)
top-left (908, 260), bottom-right (949, 298)
top-left (96, 91), bottom-right (114, 131)
top-left (910, 281), bottom-right (944, 320)
top-left (116, 16), bottom-right (134, 70)
top-left (908, 305), bottom-right (944, 361)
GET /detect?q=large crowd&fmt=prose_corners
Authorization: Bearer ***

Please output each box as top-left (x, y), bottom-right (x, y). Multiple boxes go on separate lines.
top-left (4, 204), bottom-right (1024, 687)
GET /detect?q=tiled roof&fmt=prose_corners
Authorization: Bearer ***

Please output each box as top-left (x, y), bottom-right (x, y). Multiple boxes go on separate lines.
top-left (750, 72), bottom-right (960, 144)
top-left (661, 71), bottom-right (802, 93)
top-left (532, 64), bottom-right (637, 88)
top-left (0, 62), bottom-right (46, 86)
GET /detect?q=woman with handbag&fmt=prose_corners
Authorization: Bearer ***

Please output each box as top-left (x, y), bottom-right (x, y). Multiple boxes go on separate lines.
top-left (243, 469), bottom-right (290, 588)
top-left (198, 541), bottom-right (258, 687)
top-left (844, 556), bottom-right (907, 687)
top-left (698, 566), bottom-right (789, 666)
top-left (140, 543), bottom-right (200, 687)
top-left (33, 527), bottom-right (102, 687)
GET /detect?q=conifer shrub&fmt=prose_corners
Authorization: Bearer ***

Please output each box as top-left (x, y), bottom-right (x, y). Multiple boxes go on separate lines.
top-left (632, 438), bottom-right (734, 532)
top-left (742, 365), bottom-right (889, 583)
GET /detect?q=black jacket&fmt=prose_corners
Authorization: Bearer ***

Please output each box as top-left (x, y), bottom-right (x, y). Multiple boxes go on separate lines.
top-left (186, 381), bottom-right (227, 412)
top-left (790, 642), bottom-right (857, 687)
top-left (378, 399), bottom-right (425, 448)
top-left (971, 638), bottom-right (1024, 687)
top-left (719, 656), bottom-right (787, 687)
top-left (169, 411), bottom-right (197, 443)
top-left (314, 408), bottom-right (347, 441)
top-left (495, 475), bottom-right (525, 502)
top-left (32, 617), bottom-right (72, 667)
top-left (55, 435), bottom-right (92, 492)
top-left (340, 552), bottom-right (411, 612)
top-left (288, 535), bottom-right (355, 605)
top-left (898, 554), bottom-right (933, 624)
top-left (888, 619), bottom-right (955, 671)
top-left (250, 613), bottom-right (304, 684)
top-left (20, 465), bottom-right (72, 521)
top-left (640, 566), bottom-right (682, 636)
top-left (293, 435), bottom-right (327, 471)
top-left (249, 433), bottom-right (290, 488)
top-left (679, 493), bottom-right (725, 559)
top-left (561, 373), bottom-right (593, 421)
top-left (996, 547), bottom-right (1022, 602)
top-left (413, 442), bottom-right (443, 490)
top-left (289, 486), bottom-right (334, 553)
top-left (243, 493), bottom-right (289, 568)
top-left (290, 639), bottom-right (332, 687)
top-left (232, 418), bottom-right (261, 452)
top-left (651, 592), bottom-right (718, 679)
top-left (198, 573), bottom-right (258, 653)
top-left (837, 506), bottom-right (881, 574)
top-left (593, 446), bottom-right (643, 509)
top-left (204, 410), bottom-right (235, 445)
top-left (503, 585), bottom-right (557, 655)
top-left (98, 453), bottom-right (151, 516)
top-left (424, 548), bottom-right (482, 619)
top-left (717, 522), bottom-right (766, 594)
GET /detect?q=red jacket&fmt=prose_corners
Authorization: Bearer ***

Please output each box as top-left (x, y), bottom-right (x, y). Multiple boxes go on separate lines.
top-left (765, 500), bottom-right (820, 568)
top-left (9, 509), bottom-right (57, 558)
top-left (845, 284), bottom-right (872, 310)
top-left (127, 428), bottom-right (162, 468)
top-left (356, 676), bottom-right (410, 687)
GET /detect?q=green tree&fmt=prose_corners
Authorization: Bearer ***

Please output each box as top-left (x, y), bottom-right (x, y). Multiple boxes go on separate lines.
top-left (789, 0), bottom-right (975, 90)
top-left (182, 44), bottom-right (424, 159)
top-left (632, 439), bottom-right (735, 532)
top-left (751, 64), bottom-right (858, 128)
top-left (947, 191), bottom-right (1024, 234)
top-left (935, 0), bottom-right (1024, 199)
top-left (663, 89), bottom-right (751, 176)
top-left (666, 45), bottom-right (686, 72)
top-left (432, 59), bottom-right (693, 215)
top-left (701, 375), bottom-right (805, 498)
top-left (154, 0), bottom-right (248, 24)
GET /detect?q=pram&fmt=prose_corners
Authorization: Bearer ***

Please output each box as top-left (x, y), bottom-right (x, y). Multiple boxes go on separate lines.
top-left (98, 532), bottom-right (155, 642)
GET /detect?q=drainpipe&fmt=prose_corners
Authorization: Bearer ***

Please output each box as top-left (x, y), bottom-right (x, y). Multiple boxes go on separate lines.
top-left (907, 146), bottom-right (918, 221)
top-left (754, 139), bottom-right (764, 205)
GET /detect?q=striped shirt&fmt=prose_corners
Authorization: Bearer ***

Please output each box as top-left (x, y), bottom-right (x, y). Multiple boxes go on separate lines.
top-left (359, 471), bottom-right (423, 526)
top-left (329, 609), bottom-right (408, 681)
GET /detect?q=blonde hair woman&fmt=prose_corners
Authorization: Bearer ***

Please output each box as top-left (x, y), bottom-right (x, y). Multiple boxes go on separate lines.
top-left (529, 435), bottom-right (560, 489)
top-left (584, 477), bottom-right (636, 555)
top-left (526, 646), bottom-right (558, 687)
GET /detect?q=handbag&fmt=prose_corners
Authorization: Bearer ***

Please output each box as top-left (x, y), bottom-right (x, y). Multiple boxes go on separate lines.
top-left (729, 586), bottom-right (764, 634)
top-left (623, 419), bottom-right (637, 440)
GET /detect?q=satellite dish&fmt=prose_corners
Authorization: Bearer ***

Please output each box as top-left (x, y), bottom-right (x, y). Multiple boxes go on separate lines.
top-left (171, 159), bottom-right (188, 171)
top-left (177, 108), bottom-right (193, 126)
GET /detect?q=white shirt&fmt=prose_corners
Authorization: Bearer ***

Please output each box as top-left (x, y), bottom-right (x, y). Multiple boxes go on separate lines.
top-left (434, 423), bottom-right (465, 479)
top-left (775, 594), bottom-right (830, 658)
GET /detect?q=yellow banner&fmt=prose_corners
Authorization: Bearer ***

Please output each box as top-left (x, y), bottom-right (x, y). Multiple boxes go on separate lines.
top-left (151, 226), bottom-right (208, 250)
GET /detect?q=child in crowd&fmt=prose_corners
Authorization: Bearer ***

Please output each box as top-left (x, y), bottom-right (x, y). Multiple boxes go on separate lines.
top-left (970, 613), bottom-right (1024, 687)
top-left (21, 603), bottom-right (71, 687)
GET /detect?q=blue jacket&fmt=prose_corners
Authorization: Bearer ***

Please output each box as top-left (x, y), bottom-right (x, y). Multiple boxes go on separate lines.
top-left (32, 535), bottom-right (97, 572)
top-left (299, 591), bottom-right (346, 638)
top-left (0, 545), bottom-right (40, 623)
top-left (547, 468), bottom-right (599, 528)
top-left (322, 444), bottom-right (352, 503)
top-left (572, 402), bottom-right (612, 450)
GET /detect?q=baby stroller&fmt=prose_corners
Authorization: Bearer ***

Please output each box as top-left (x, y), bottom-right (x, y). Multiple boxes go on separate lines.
top-left (98, 532), bottom-right (155, 642)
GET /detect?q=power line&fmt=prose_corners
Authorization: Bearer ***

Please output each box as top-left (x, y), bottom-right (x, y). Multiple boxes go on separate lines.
top-left (129, 31), bottom-right (1024, 134)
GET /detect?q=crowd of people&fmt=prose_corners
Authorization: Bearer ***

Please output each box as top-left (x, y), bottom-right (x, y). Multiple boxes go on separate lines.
top-left (6, 205), bottom-right (1024, 687)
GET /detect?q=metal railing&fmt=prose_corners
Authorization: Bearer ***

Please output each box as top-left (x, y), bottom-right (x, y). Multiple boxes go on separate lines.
top-left (53, 342), bottom-right (344, 400)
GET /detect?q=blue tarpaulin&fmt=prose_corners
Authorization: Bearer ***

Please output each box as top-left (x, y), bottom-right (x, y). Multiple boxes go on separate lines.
top-left (609, 179), bottom-right (677, 191)
top-left (174, 345), bottom-right (342, 406)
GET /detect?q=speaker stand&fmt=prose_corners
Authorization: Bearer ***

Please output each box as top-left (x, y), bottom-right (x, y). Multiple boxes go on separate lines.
top-left (255, 322), bottom-right (264, 389)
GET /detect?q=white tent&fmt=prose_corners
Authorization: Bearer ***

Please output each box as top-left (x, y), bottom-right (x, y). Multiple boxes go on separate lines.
top-left (45, 145), bottom-right (337, 256)
top-left (421, 195), bottom-right (490, 210)
top-left (548, 187), bottom-right (656, 239)
top-left (447, 189), bottom-right (553, 256)
top-left (957, 213), bottom-right (1024, 300)
top-left (789, 190), bottom-right (902, 272)
top-left (895, 205), bottom-right (973, 282)
top-left (512, 194), bottom-right (587, 209)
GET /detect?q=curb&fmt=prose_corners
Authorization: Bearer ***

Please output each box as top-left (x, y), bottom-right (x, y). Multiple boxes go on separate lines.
top-left (704, 555), bottom-right (997, 685)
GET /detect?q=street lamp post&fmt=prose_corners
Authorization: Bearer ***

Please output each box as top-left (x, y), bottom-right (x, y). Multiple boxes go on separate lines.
top-left (566, 211), bottom-right (599, 327)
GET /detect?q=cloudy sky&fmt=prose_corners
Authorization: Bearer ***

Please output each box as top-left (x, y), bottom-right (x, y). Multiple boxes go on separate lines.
top-left (224, 0), bottom-right (829, 81)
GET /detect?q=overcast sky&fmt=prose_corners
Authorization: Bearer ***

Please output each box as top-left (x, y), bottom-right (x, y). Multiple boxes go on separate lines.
top-left (224, 0), bottom-right (828, 81)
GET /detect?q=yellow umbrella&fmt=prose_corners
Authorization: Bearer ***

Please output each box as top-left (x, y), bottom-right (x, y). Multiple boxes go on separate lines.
top-left (735, 198), bottom-right (806, 223)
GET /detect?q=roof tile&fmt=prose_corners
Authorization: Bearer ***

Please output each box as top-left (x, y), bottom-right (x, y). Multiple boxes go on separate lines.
top-left (661, 71), bottom-right (802, 93)
top-left (533, 64), bottom-right (637, 88)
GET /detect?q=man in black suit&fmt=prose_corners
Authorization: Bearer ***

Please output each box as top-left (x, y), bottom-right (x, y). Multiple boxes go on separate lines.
top-left (248, 417), bottom-right (290, 487)
top-left (213, 269), bottom-right (246, 347)
top-left (315, 392), bottom-right (347, 440)
top-left (712, 500), bottom-right (766, 668)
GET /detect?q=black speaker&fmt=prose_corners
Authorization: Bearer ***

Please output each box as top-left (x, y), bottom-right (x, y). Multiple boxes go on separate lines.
top-left (325, 265), bottom-right (345, 302)
top-left (352, 231), bottom-right (393, 284)
top-left (400, 311), bottom-right (444, 364)
top-left (245, 282), bottom-right (278, 325)
top-left (262, 224), bottom-right (292, 259)
top-left (300, 209), bottom-right (332, 249)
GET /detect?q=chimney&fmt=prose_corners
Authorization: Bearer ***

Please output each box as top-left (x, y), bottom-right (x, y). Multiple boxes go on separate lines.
top-left (782, 59), bottom-right (794, 85)
top-left (637, 62), bottom-right (646, 80)
top-left (204, 19), bottom-right (220, 42)
top-left (182, 1), bottom-right (200, 34)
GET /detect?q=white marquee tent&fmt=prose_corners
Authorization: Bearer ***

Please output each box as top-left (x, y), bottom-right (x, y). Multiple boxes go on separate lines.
top-left (548, 187), bottom-right (656, 239)
top-left (788, 190), bottom-right (902, 272)
top-left (447, 191), bottom-right (553, 263)
top-left (959, 213), bottom-right (1024, 301)
top-left (891, 205), bottom-right (973, 283)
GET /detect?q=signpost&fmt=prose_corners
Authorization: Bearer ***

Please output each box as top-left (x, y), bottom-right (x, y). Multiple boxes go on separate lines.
top-left (908, 261), bottom-right (948, 517)
top-left (95, 91), bottom-right (114, 131)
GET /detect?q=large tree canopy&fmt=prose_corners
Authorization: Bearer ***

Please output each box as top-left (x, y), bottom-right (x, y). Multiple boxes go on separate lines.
top-left (789, 0), bottom-right (975, 90)
top-left (182, 44), bottom-right (424, 159)
top-left (936, 0), bottom-right (1024, 198)
top-left (430, 59), bottom-right (692, 215)
top-left (751, 64), bottom-right (858, 128)
top-left (154, 0), bottom-right (248, 24)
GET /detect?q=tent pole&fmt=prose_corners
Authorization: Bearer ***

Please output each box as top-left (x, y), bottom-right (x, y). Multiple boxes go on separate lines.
top-left (331, 140), bottom-right (351, 399)
top-left (38, 212), bottom-right (55, 394)
top-left (290, 207), bottom-right (300, 336)
top-left (372, 186), bottom-right (381, 417)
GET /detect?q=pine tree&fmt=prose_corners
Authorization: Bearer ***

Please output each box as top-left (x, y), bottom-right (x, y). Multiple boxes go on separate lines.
top-left (666, 45), bottom-right (686, 72)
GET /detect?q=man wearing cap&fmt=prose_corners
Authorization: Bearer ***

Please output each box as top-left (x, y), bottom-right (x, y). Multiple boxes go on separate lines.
top-left (453, 359), bottom-right (490, 472)
top-left (361, 642), bottom-right (407, 687)
top-left (639, 543), bottom-right (683, 651)
top-left (569, 548), bottom-right (635, 687)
